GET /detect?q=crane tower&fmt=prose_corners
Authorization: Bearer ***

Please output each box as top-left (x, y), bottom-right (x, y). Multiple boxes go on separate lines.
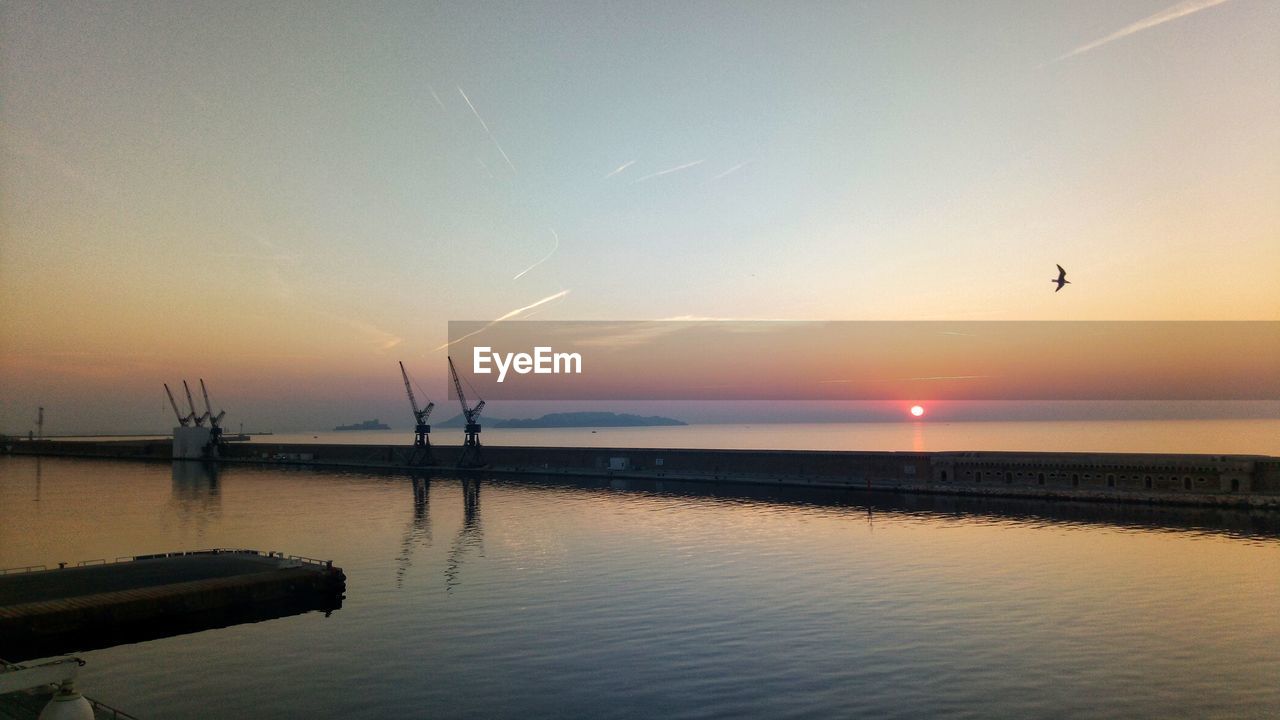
top-left (399, 361), bottom-right (435, 466)
top-left (448, 356), bottom-right (485, 468)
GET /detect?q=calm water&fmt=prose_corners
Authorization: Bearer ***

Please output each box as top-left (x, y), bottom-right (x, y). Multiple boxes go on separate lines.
top-left (252, 418), bottom-right (1280, 455)
top-left (2, 455), bottom-right (1279, 718)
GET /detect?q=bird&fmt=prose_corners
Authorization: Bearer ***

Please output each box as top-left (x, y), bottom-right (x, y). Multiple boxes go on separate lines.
top-left (1052, 264), bottom-right (1070, 292)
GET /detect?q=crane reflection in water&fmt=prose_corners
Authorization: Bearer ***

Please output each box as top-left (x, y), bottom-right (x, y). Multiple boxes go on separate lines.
top-left (445, 478), bottom-right (483, 593)
top-left (394, 475), bottom-right (484, 592)
top-left (394, 475), bottom-right (433, 588)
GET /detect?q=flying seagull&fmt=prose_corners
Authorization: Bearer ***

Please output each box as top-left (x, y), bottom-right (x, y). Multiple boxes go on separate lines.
top-left (1052, 264), bottom-right (1070, 292)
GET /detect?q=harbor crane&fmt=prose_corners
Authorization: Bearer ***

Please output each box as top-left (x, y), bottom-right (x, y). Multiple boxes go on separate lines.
top-left (448, 356), bottom-right (485, 468)
top-left (164, 383), bottom-right (193, 426)
top-left (165, 378), bottom-right (232, 458)
top-left (183, 380), bottom-right (207, 427)
top-left (199, 378), bottom-right (227, 448)
top-left (399, 361), bottom-right (435, 466)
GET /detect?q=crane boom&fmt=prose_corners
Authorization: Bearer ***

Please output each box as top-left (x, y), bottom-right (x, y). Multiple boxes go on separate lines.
top-left (182, 381), bottom-right (205, 426)
top-left (400, 361), bottom-right (421, 417)
top-left (399, 361), bottom-right (436, 465)
top-left (448, 356), bottom-right (470, 418)
top-left (200, 379), bottom-right (212, 418)
top-left (199, 379), bottom-right (225, 427)
top-left (164, 383), bottom-right (190, 426)
top-left (199, 378), bottom-right (215, 427)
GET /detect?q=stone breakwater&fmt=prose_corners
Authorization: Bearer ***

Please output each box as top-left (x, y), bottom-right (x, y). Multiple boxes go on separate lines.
top-left (5, 438), bottom-right (1280, 509)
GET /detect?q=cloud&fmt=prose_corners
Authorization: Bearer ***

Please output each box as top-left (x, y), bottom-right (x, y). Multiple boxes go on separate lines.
top-left (313, 310), bottom-right (405, 352)
top-left (818, 375), bottom-right (993, 384)
top-left (574, 317), bottom-right (819, 349)
top-left (656, 315), bottom-right (799, 322)
top-left (1050, 0), bottom-right (1234, 64)
top-left (572, 321), bottom-right (694, 348)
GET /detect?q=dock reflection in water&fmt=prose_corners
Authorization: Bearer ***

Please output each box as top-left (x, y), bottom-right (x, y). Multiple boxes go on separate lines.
top-left (1, 455), bottom-right (1278, 719)
top-left (577, 472), bottom-right (1280, 542)
top-left (170, 461), bottom-right (221, 522)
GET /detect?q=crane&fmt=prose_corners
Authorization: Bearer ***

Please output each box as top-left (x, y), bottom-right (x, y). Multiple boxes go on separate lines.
top-left (164, 383), bottom-right (192, 427)
top-left (448, 355), bottom-right (485, 467)
top-left (199, 378), bottom-right (227, 451)
top-left (183, 380), bottom-right (207, 427)
top-left (399, 361), bottom-right (435, 465)
top-left (199, 379), bottom-right (226, 428)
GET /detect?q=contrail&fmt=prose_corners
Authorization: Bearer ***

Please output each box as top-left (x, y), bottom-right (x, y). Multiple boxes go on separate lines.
top-left (456, 86), bottom-right (492, 134)
top-left (457, 85), bottom-right (517, 173)
top-left (710, 160), bottom-right (752, 181)
top-left (433, 290), bottom-right (571, 351)
top-left (513, 228), bottom-right (560, 280)
top-left (428, 84), bottom-right (445, 109)
top-left (635, 159), bottom-right (705, 182)
top-left (492, 289), bottom-right (570, 322)
top-left (1049, 0), bottom-right (1233, 64)
top-left (604, 160), bottom-right (636, 179)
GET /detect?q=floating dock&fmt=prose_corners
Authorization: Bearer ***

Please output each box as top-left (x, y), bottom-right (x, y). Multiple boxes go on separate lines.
top-left (4, 439), bottom-right (1280, 508)
top-left (0, 549), bottom-right (345, 662)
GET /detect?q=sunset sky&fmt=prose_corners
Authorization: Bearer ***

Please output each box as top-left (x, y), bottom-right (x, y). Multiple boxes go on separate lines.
top-left (2, 1), bottom-right (1277, 433)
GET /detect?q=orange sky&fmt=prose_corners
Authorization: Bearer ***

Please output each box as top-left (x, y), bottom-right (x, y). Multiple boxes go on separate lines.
top-left (2, 1), bottom-right (1278, 432)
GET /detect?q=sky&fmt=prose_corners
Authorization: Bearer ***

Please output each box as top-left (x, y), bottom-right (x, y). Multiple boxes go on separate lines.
top-left (1, 0), bottom-right (1278, 434)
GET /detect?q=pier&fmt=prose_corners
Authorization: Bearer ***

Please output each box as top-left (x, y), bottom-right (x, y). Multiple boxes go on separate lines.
top-left (4, 439), bottom-right (1279, 508)
top-left (0, 549), bottom-right (345, 662)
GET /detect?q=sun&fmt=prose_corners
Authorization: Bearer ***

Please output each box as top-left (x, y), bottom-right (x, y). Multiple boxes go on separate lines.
top-left (910, 405), bottom-right (925, 418)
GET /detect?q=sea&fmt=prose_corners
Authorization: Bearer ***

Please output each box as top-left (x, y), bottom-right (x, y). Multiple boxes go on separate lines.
top-left (2, 419), bottom-right (1278, 718)
top-left (249, 418), bottom-right (1280, 455)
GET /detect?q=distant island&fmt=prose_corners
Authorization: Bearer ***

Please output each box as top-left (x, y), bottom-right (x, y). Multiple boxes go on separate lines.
top-left (333, 419), bottom-right (391, 432)
top-left (436, 412), bottom-right (686, 429)
top-left (501, 412), bottom-right (687, 428)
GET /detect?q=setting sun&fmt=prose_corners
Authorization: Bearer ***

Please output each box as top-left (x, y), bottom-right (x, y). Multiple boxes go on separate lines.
top-left (910, 405), bottom-right (925, 417)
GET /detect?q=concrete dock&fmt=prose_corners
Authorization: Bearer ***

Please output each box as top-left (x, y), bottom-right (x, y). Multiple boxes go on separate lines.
top-left (0, 550), bottom-right (345, 662)
top-left (4, 439), bottom-right (1280, 508)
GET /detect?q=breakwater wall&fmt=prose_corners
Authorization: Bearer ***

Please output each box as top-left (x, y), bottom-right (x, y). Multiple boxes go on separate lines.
top-left (5, 439), bottom-right (1280, 508)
